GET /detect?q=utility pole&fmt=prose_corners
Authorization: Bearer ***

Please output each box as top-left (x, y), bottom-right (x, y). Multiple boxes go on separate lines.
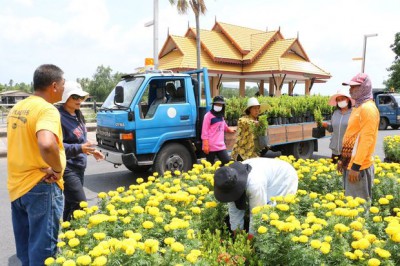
top-left (144, 0), bottom-right (159, 69)
top-left (361, 33), bottom-right (378, 73)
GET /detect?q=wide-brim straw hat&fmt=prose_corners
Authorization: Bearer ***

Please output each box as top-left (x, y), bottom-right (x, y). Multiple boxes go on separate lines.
top-left (328, 88), bottom-right (355, 107)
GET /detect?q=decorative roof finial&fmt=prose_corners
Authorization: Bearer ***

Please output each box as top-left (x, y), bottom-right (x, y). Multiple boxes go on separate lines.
top-left (297, 31), bottom-right (299, 40)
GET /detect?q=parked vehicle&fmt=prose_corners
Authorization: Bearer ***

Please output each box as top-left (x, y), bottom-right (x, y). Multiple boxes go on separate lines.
top-left (373, 89), bottom-right (400, 130)
top-left (96, 67), bottom-right (324, 174)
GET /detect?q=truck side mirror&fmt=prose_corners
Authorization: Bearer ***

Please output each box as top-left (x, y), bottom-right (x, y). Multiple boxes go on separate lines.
top-left (114, 86), bottom-right (124, 104)
top-left (391, 102), bottom-right (398, 108)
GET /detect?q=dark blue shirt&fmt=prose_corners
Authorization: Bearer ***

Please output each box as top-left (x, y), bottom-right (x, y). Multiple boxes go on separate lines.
top-left (58, 106), bottom-right (87, 172)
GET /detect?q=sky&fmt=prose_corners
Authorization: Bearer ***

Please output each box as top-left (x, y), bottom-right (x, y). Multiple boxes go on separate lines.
top-left (0, 0), bottom-right (399, 96)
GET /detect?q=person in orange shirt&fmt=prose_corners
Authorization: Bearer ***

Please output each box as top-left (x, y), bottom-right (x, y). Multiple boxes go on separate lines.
top-left (338, 73), bottom-right (379, 201)
top-left (7, 64), bottom-right (66, 265)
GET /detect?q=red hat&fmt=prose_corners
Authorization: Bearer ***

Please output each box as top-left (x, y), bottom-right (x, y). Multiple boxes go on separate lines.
top-left (342, 73), bottom-right (369, 86)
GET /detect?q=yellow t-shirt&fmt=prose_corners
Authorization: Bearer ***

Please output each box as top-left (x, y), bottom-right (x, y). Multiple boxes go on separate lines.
top-left (7, 95), bottom-right (66, 201)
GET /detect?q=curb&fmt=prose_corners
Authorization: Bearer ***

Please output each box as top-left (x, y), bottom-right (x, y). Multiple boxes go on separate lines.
top-left (0, 126), bottom-right (97, 158)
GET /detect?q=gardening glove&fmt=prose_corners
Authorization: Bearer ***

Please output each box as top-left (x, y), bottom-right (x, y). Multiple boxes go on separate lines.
top-left (322, 122), bottom-right (328, 128)
top-left (203, 139), bottom-right (209, 154)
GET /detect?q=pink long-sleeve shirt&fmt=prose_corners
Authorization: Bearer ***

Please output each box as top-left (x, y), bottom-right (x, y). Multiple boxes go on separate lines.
top-left (201, 112), bottom-right (229, 152)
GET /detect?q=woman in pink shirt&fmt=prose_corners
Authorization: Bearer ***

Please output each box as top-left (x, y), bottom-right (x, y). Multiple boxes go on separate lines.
top-left (202, 96), bottom-right (236, 165)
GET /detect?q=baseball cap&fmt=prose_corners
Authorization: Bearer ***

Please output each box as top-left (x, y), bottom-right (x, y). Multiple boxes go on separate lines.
top-left (342, 73), bottom-right (369, 86)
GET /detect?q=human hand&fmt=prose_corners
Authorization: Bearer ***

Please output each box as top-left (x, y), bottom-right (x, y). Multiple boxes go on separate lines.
top-left (337, 160), bottom-right (343, 173)
top-left (228, 128), bottom-right (236, 133)
top-left (322, 122), bottom-right (328, 128)
top-left (92, 150), bottom-right (105, 161)
top-left (40, 167), bottom-right (62, 183)
top-left (203, 139), bottom-right (209, 154)
top-left (81, 141), bottom-right (96, 155)
top-left (348, 169), bottom-right (360, 183)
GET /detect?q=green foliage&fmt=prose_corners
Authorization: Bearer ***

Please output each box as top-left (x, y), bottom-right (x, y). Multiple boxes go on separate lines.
top-left (253, 114), bottom-right (268, 137)
top-left (314, 108), bottom-right (324, 127)
top-left (385, 32), bottom-right (400, 91)
top-left (87, 65), bottom-right (124, 102)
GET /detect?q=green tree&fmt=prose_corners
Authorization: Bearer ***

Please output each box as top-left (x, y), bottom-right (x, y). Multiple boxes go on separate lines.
top-left (385, 32), bottom-right (400, 91)
top-left (87, 65), bottom-right (117, 102)
top-left (169, 0), bottom-right (207, 70)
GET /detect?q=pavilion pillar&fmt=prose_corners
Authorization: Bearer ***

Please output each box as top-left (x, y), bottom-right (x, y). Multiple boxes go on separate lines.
top-left (269, 77), bottom-right (274, 96)
top-left (259, 80), bottom-right (264, 96)
top-left (288, 81), bottom-right (294, 96)
top-left (274, 76), bottom-right (283, 97)
top-left (239, 78), bottom-right (245, 97)
top-left (209, 76), bottom-right (219, 97)
top-left (304, 79), bottom-right (311, 95)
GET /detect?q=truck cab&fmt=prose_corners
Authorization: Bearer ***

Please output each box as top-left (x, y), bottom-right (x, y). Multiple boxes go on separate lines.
top-left (373, 90), bottom-right (400, 130)
top-left (96, 68), bottom-right (211, 173)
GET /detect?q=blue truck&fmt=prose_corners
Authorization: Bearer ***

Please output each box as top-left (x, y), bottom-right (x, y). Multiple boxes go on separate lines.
top-left (373, 89), bottom-right (400, 130)
top-left (96, 67), bottom-right (323, 173)
top-left (96, 68), bottom-right (212, 173)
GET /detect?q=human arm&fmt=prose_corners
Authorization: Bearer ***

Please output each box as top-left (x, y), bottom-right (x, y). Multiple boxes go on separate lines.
top-left (201, 113), bottom-right (211, 154)
top-left (37, 130), bottom-right (63, 182)
top-left (228, 202), bottom-right (245, 232)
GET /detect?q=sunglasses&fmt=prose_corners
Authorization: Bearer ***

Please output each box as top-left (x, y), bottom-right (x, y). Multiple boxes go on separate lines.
top-left (71, 94), bottom-right (85, 100)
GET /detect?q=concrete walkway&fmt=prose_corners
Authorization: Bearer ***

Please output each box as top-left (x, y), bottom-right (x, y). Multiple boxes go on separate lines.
top-left (0, 123), bottom-right (97, 158)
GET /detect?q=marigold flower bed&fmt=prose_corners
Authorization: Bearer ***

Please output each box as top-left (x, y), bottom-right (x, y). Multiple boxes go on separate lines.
top-left (46, 157), bottom-right (400, 266)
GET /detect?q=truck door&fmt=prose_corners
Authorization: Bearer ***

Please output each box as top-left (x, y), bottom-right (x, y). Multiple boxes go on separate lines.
top-left (134, 78), bottom-right (195, 154)
top-left (377, 95), bottom-right (396, 129)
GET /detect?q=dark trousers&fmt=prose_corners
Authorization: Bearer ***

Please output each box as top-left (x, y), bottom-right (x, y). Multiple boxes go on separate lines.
top-left (63, 168), bottom-right (86, 221)
top-left (206, 149), bottom-right (231, 165)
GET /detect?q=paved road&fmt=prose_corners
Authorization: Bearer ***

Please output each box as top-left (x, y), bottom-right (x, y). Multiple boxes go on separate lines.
top-left (0, 129), bottom-right (397, 265)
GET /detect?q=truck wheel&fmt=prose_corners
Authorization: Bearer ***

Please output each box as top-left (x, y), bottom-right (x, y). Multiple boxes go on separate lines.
top-left (379, 117), bottom-right (388, 130)
top-left (391, 125), bottom-right (399, 130)
top-left (290, 140), bottom-right (314, 159)
top-left (124, 165), bottom-right (151, 173)
top-left (154, 143), bottom-right (193, 174)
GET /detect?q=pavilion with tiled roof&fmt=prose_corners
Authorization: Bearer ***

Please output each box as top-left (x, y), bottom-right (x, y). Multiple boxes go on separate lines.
top-left (158, 21), bottom-right (331, 97)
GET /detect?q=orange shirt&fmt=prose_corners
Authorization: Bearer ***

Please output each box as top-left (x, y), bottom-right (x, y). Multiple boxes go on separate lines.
top-left (7, 96), bottom-right (66, 201)
top-left (342, 100), bottom-right (379, 170)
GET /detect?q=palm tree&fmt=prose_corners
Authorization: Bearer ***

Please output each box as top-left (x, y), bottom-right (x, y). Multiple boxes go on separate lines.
top-left (169, 0), bottom-right (207, 70)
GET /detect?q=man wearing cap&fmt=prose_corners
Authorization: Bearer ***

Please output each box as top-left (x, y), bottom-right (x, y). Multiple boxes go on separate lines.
top-left (213, 158), bottom-right (298, 234)
top-left (339, 73), bottom-right (379, 200)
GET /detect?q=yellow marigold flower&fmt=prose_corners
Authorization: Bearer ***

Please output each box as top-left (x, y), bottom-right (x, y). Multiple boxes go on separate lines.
top-left (298, 235), bottom-right (308, 243)
top-left (92, 256), bottom-right (107, 266)
top-left (310, 239), bottom-right (321, 249)
top-left (262, 214), bottom-right (269, 221)
top-left (98, 192), bottom-right (107, 199)
top-left (125, 246), bottom-right (135, 255)
top-left (190, 207), bottom-right (201, 214)
top-left (354, 249), bottom-right (364, 258)
top-left (309, 192), bottom-right (318, 199)
top-left (301, 228), bottom-right (314, 236)
top-left (75, 228), bottom-right (88, 236)
top-left (57, 241), bottom-right (66, 248)
top-left (291, 236), bottom-right (299, 242)
top-left (144, 239), bottom-right (159, 254)
top-left (164, 237), bottom-right (175, 245)
top-left (174, 170), bottom-right (181, 176)
top-left (63, 260), bottom-right (76, 266)
top-left (373, 179), bottom-right (380, 184)
top-left (155, 217), bottom-right (163, 223)
top-left (352, 231), bottom-right (363, 240)
top-left (171, 242), bottom-right (185, 252)
top-left (186, 253), bottom-right (198, 263)
top-left (378, 198), bottom-right (389, 205)
top-left (56, 257), bottom-right (66, 264)
top-left (132, 206), bottom-right (145, 214)
top-left (276, 204), bottom-right (290, 211)
top-left (269, 212), bottom-right (279, 220)
top-left (370, 207), bottom-right (380, 214)
top-left (64, 230), bottom-right (76, 239)
top-left (325, 193), bottom-right (335, 201)
top-left (320, 242), bottom-right (330, 254)
top-left (324, 236), bottom-right (332, 242)
top-left (350, 221), bottom-right (363, 230)
top-left (391, 232), bottom-right (400, 242)
top-left (93, 232), bottom-right (106, 240)
top-left (61, 221), bottom-right (71, 229)
top-left (136, 178), bottom-right (144, 184)
top-left (367, 258), bottom-right (381, 266)
top-left (205, 201), bottom-right (217, 208)
top-left (386, 194), bottom-right (394, 200)
top-left (68, 238), bottom-right (80, 248)
top-left (375, 248), bottom-right (391, 258)
top-left (258, 226), bottom-right (267, 234)
top-left (373, 216), bottom-right (382, 222)
top-left (79, 201), bottom-right (88, 208)
top-left (251, 206), bottom-right (262, 214)
top-left (142, 221), bottom-right (154, 229)
top-left (344, 251), bottom-right (357, 260)
top-left (76, 255), bottom-right (92, 265)
top-left (44, 257), bottom-right (55, 265)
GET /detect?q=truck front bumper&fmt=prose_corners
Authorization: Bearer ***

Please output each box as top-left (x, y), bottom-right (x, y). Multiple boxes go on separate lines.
top-left (98, 147), bottom-right (138, 167)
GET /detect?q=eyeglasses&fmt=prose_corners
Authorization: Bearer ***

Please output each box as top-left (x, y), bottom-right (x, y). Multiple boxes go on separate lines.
top-left (71, 94), bottom-right (85, 100)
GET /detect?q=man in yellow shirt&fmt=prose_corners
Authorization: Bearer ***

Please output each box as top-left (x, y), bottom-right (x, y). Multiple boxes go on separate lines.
top-left (7, 64), bottom-right (66, 265)
top-left (338, 73), bottom-right (379, 200)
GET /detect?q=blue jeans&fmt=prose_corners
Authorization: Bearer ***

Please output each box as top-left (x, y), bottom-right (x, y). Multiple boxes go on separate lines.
top-left (11, 182), bottom-right (63, 266)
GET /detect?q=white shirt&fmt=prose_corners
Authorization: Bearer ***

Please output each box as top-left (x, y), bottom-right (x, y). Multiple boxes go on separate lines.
top-left (228, 158), bottom-right (298, 234)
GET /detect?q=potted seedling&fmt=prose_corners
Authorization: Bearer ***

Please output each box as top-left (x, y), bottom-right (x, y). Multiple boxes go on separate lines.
top-left (312, 108), bottom-right (326, 138)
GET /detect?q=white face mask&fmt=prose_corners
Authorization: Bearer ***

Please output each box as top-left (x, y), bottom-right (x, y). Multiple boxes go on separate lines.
top-left (337, 100), bottom-right (348, 108)
top-left (213, 105), bottom-right (223, 112)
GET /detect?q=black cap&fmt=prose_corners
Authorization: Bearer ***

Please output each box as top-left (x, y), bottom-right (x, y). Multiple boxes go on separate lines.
top-left (212, 95), bottom-right (225, 104)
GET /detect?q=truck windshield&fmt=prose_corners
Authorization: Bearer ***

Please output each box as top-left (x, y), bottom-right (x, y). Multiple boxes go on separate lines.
top-left (101, 77), bottom-right (144, 109)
